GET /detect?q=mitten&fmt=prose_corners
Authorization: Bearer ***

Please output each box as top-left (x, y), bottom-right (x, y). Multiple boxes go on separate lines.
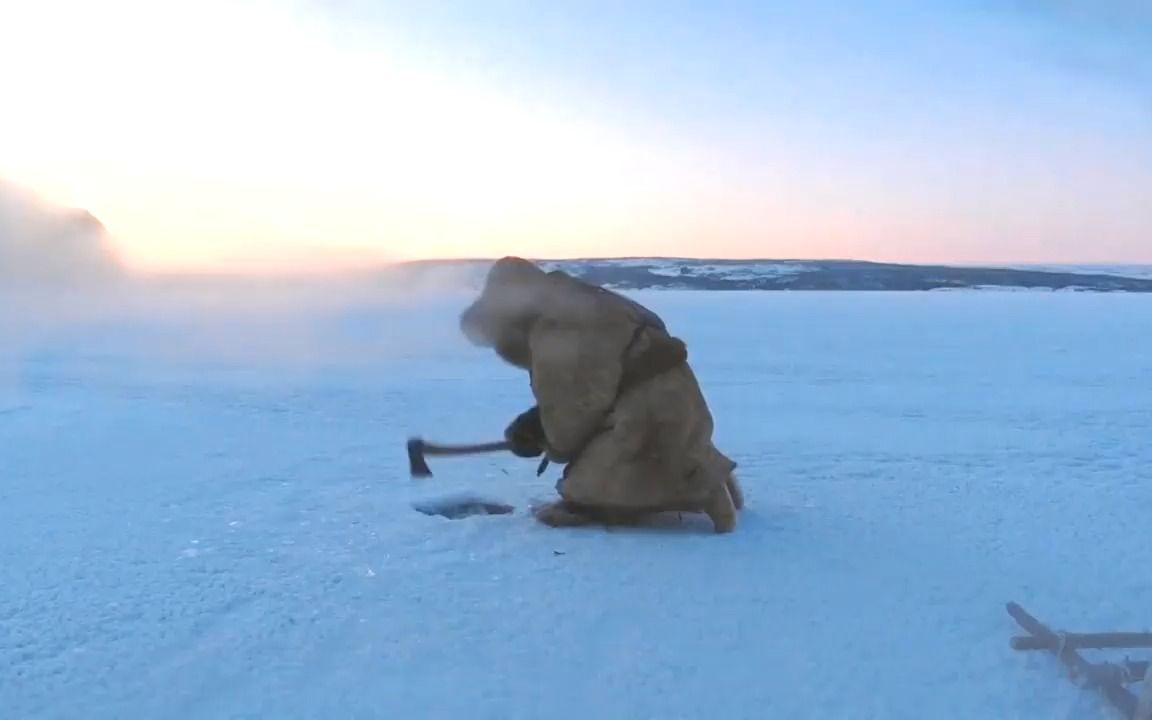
top-left (504, 406), bottom-right (546, 458)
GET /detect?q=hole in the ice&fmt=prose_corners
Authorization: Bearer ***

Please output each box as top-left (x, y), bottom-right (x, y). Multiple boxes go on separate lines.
top-left (412, 495), bottom-right (515, 520)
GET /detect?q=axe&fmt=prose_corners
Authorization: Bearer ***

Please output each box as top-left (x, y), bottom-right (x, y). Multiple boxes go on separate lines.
top-left (405, 437), bottom-right (551, 478)
top-left (406, 438), bottom-right (511, 477)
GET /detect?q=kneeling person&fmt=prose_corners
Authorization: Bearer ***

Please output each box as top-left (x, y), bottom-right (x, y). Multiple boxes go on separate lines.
top-left (459, 257), bottom-right (743, 533)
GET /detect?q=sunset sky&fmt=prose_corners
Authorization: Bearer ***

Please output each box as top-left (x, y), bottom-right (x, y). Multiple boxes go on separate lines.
top-left (1, 0), bottom-right (1149, 272)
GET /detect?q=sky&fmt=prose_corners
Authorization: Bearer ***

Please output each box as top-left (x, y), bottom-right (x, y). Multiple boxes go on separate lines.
top-left (0, 0), bottom-right (1149, 272)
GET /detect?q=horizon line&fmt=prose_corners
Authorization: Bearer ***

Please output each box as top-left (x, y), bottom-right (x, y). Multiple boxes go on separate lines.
top-left (387, 255), bottom-right (1152, 267)
top-left (121, 255), bottom-right (1152, 281)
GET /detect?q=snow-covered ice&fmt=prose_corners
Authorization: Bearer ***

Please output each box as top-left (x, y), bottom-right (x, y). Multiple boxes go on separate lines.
top-left (2, 283), bottom-right (1151, 719)
top-left (1005, 264), bottom-right (1152, 280)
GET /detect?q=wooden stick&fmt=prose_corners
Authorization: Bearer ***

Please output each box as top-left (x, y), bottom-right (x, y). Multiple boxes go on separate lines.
top-left (1013, 632), bottom-right (1152, 651)
top-left (1119, 661), bottom-right (1151, 685)
top-left (1007, 602), bottom-right (1138, 718)
top-left (1135, 663), bottom-right (1152, 720)
top-left (1095, 661), bottom-right (1152, 686)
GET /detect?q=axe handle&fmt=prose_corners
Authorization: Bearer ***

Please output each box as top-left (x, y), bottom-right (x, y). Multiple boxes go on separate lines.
top-left (418, 440), bottom-right (512, 456)
top-left (406, 438), bottom-right (519, 478)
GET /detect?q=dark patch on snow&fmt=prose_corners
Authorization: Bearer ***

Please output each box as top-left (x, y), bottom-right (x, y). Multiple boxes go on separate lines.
top-left (412, 494), bottom-right (515, 520)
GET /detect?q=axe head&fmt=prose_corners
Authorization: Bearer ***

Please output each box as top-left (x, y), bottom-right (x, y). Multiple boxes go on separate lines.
top-left (406, 437), bottom-right (433, 477)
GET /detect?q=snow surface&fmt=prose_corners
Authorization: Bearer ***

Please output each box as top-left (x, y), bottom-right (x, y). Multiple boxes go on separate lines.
top-left (3, 282), bottom-right (1152, 719)
top-left (1003, 264), bottom-right (1152, 280)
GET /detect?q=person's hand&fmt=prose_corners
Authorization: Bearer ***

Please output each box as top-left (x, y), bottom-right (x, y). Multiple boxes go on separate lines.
top-left (504, 406), bottom-right (546, 458)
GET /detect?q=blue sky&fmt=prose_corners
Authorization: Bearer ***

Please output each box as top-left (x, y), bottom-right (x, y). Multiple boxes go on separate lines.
top-left (314, 0), bottom-right (1150, 262)
top-left (324, 1), bottom-right (1146, 133)
top-left (1, 0), bottom-right (1148, 268)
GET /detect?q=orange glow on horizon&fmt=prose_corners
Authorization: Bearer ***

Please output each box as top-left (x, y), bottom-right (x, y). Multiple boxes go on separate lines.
top-left (3, 1), bottom-right (1149, 272)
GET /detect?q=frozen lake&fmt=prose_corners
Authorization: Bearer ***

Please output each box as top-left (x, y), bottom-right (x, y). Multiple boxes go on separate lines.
top-left (2, 285), bottom-right (1150, 719)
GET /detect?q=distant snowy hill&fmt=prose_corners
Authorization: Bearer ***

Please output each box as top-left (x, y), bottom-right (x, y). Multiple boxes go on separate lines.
top-left (1001, 263), bottom-right (1152, 280)
top-left (381, 257), bottom-right (1152, 293)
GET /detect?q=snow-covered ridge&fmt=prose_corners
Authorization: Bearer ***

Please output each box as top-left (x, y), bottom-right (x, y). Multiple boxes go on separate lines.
top-left (381, 258), bottom-right (1152, 293)
top-left (999, 263), bottom-right (1152, 280)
